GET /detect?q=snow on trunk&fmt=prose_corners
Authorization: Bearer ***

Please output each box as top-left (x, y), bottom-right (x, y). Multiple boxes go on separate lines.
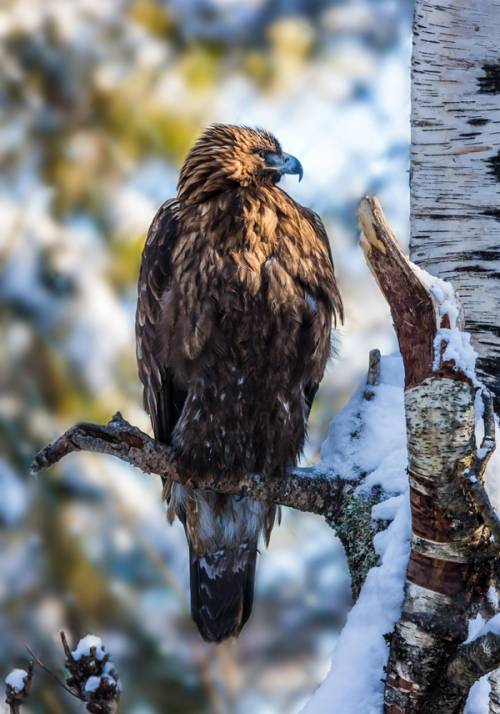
top-left (410, 0), bottom-right (500, 409)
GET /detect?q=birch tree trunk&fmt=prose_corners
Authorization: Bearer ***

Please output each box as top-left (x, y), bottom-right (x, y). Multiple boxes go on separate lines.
top-left (410, 0), bottom-right (500, 410)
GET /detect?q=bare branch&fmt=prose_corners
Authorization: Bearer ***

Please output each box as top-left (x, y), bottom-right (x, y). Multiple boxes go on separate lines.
top-left (479, 388), bottom-right (496, 472)
top-left (25, 645), bottom-right (76, 698)
top-left (489, 668), bottom-right (500, 714)
top-left (31, 412), bottom-right (351, 518)
top-left (459, 474), bottom-right (500, 555)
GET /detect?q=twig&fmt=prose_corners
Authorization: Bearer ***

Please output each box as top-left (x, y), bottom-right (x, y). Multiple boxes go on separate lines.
top-left (15, 634), bottom-right (121, 714)
top-left (25, 646), bottom-right (76, 697)
top-left (478, 388), bottom-right (496, 471)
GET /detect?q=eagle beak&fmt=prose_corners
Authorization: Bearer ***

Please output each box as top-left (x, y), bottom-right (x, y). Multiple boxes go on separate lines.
top-left (265, 151), bottom-right (304, 182)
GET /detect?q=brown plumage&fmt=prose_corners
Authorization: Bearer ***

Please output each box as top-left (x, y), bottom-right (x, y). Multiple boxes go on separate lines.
top-left (136, 124), bottom-right (343, 642)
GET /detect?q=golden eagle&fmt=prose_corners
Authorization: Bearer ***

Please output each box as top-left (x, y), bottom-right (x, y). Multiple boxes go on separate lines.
top-left (136, 124), bottom-right (343, 642)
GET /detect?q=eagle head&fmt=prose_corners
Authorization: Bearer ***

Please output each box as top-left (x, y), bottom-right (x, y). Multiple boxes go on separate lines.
top-left (177, 124), bottom-right (303, 201)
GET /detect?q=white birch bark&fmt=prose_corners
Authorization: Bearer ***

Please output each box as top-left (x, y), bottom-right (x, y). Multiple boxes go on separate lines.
top-left (411, 0), bottom-right (500, 407)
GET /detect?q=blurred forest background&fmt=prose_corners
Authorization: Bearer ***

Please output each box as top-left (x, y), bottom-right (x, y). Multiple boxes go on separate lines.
top-left (0, 1), bottom-right (412, 712)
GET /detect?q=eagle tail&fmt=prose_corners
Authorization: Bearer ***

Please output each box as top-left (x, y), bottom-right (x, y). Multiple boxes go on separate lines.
top-left (189, 539), bottom-right (258, 643)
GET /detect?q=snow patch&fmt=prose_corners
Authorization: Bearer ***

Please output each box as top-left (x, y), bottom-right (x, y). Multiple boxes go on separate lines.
top-left (302, 355), bottom-right (410, 714)
top-left (320, 353), bottom-right (406, 484)
top-left (468, 613), bottom-right (500, 641)
top-left (433, 329), bottom-right (478, 384)
top-left (84, 673), bottom-right (118, 693)
top-left (71, 634), bottom-right (106, 661)
top-left (302, 498), bottom-right (410, 714)
top-left (412, 264), bottom-right (479, 383)
top-left (84, 675), bottom-right (102, 693)
top-left (5, 668), bottom-right (27, 691)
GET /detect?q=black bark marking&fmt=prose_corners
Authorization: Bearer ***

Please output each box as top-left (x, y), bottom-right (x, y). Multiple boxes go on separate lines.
top-left (462, 249), bottom-right (500, 262)
top-left (472, 323), bottom-right (500, 339)
top-left (485, 150), bottom-right (500, 181)
top-left (478, 63), bottom-right (500, 94)
top-left (477, 357), bottom-right (500, 411)
top-left (467, 117), bottom-right (490, 126)
top-left (482, 208), bottom-right (500, 220)
top-left (455, 265), bottom-right (491, 273)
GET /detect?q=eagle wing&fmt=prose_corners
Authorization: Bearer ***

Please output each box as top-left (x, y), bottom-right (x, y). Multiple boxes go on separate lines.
top-left (298, 206), bottom-right (344, 416)
top-left (136, 199), bottom-right (186, 444)
top-left (299, 205), bottom-right (344, 326)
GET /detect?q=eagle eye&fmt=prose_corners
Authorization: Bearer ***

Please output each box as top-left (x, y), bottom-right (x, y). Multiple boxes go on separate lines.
top-left (256, 149), bottom-right (267, 159)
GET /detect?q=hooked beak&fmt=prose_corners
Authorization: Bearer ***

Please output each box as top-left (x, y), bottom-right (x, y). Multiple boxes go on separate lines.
top-left (264, 151), bottom-right (304, 182)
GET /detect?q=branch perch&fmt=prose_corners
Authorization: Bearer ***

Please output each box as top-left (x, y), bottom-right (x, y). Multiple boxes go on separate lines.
top-left (31, 412), bottom-right (349, 518)
top-left (32, 348), bottom-right (386, 600)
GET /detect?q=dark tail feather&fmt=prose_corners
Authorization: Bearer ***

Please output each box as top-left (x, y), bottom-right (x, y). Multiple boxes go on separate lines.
top-left (189, 542), bottom-right (257, 643)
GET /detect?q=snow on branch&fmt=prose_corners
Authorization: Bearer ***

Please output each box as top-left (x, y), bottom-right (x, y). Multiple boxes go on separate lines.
top-left (4, 663), bottom-right (33, 714)
top-left (5, 633), bottom-right (122, 714)
top-left (60, 631), bottom-right (121, 713)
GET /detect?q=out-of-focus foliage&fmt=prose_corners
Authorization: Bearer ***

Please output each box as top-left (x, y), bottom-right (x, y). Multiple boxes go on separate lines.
top-left (0, 1), bottom-right (411, 712)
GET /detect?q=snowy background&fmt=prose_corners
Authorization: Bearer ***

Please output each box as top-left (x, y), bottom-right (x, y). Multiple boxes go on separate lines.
top-left (0, 0), bottom-right (413, 712)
